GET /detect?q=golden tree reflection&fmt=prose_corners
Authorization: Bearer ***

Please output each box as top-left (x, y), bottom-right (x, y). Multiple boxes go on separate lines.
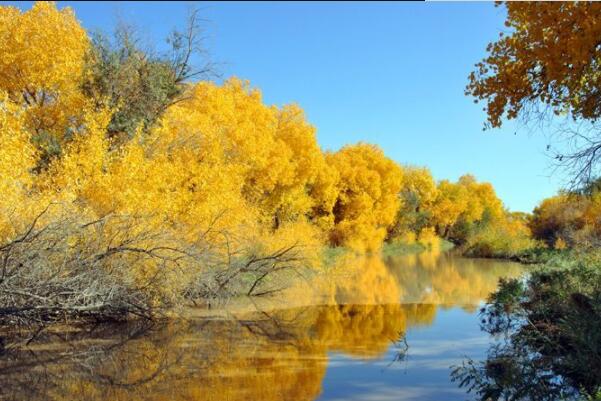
top-left (0, 251), bottom-right (523, 401)
top-left (387, 250), bottom-right (523, 310)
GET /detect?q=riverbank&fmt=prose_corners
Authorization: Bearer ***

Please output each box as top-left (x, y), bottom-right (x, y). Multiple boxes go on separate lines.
top-left (0, 238), bottom-right (444, 328)
top-left (464, 243), bottom-right (601, 268)
top-left (381, 240), bottom-right (454, 257)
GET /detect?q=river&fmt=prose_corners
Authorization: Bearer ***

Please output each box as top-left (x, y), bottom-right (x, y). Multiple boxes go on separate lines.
top-left (0, 250), bottom-right (524, 401)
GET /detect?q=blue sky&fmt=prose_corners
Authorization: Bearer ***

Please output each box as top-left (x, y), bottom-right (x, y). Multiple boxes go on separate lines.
top-left (8, 1), bottom-right (564, 212)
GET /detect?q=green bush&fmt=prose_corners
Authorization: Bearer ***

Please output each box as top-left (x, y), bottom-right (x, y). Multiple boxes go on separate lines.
top-left (452, 252), bottom-right (601, 400)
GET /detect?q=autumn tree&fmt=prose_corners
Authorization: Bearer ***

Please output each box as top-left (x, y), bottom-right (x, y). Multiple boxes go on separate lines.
top-left (0, 2), bottom-right (90, 168)
top-left (430, 180), bottom-right (468, 238)
top-left (467, 2), bottom-right (601, 186)
top-left (0, 93), bottom-right (39, 241)
top-left (448, 175), bottom-right (505, 243)
top-left (326, 143), bottom-right (403, 252)
top-left (147, 79), bottom-right (327, 231)
top-left (430, 176), bottom-right (534, 257)
top-left (388, 166), bottom-right (438, 242)
top-left (530, 192), bottom-right (601, 249)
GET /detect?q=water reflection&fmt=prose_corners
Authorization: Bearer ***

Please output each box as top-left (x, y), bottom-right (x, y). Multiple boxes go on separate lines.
top-left (387, 250), bottom-right (524, 309)
top-left (0, 251), bottom-right (523, 401)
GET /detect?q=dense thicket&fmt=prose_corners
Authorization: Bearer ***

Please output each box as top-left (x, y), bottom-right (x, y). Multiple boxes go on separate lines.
top-left (452, 254), bottom-right (601, 400)
top-left (0, 2), bottom-right (531, 322)
top-left (529, 183), bottom-right (601, 250)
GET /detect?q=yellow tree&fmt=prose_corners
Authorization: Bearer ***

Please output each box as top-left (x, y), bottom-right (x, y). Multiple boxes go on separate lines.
top-left (467, 2), bottom-right (601, 184)
top-left (267, 104), bottom-right (326, 227)
top-left (326, 143), bottom-right (403, 252)
top-left (430, 175), bottom-right (534, 254)
top-left (46, 91), bottom-right (252, 244)
top-left (46, 78), bottom-right (330, 253)
top-left (0, 94), bottom-right (39, 240)
top-left (308, 162), bottom-right (340, 232)
top-left (0, 2), bottom-right (90, 163)
top-left (389, 166), bottom-right (438, 242)
top-left (430, 180), bottom-right (468, 237)
top-left (157, 79), bottom-right (326, 230)
top-left (458, 175), bottom-right (504, 224)
top-left (529, 192), bottom-right (601, 248)
top-left (430, 175), bottom-right (505, 243)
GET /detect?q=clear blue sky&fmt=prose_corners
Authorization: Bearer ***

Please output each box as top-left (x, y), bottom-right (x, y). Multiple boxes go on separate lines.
top-left (8, 1), bottom-right (564, 212)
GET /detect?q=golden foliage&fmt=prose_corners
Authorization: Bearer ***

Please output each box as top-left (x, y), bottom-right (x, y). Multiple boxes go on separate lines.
top-left (326, 143), bottom-right (403, 252)
top-left (0, 2), bottom-right (89, 144)
top-left (418, 226), bottom-right (440, 249)
top-left (430, 175), bottom-right (504, 237)
top-left (530, 191), bottom-right (601, 248)
top-left (403, 166), bottom-right (438, 209)
top-left (467, 2), bottom-right (601, 127)
top-left (387, 166), bottom-right (437, 242)
top-left (0, 94), bottom-right (38, 240)
top-left (464, 212), bottom-right (536, 258)
top-left (162, 80), bottom-right (327, 229)
top-left (430, 179), bottom-right (469, 235)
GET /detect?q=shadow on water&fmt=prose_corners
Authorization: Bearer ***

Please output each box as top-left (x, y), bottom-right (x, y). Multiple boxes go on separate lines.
top-left (0, 250), bottom-right (526, 401)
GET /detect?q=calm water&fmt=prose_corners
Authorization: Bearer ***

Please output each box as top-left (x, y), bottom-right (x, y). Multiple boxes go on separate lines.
top-left (0, 251), bottom-right (523, 401)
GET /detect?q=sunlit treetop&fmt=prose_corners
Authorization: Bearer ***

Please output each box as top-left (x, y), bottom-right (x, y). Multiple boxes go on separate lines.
top-left (0, 1), bottom-right (90, 166)
top-left (153, 79), bottom-right (327, 228)
top-left (467, 2), bottom-right (601, 128)
top-left (326, 143), bottom-right (404, 252)
top-left (401, 166), bottom-right (438, 210)
top-left (0, 2), bottom-right (88, 98)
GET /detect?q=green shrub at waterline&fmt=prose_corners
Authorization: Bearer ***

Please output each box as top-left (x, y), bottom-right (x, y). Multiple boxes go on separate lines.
top-left (452, 251), bottom-right (601, 400)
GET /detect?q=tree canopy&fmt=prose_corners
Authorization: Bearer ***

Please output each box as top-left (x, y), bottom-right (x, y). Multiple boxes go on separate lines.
top-left (467, 2), bottom-right (601, 185)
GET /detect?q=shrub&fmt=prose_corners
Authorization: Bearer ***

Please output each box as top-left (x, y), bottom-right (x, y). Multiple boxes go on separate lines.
top-left (452, 253), bottom-right (601, 400)
top-left (463, 218), bottom-right (537, 259)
